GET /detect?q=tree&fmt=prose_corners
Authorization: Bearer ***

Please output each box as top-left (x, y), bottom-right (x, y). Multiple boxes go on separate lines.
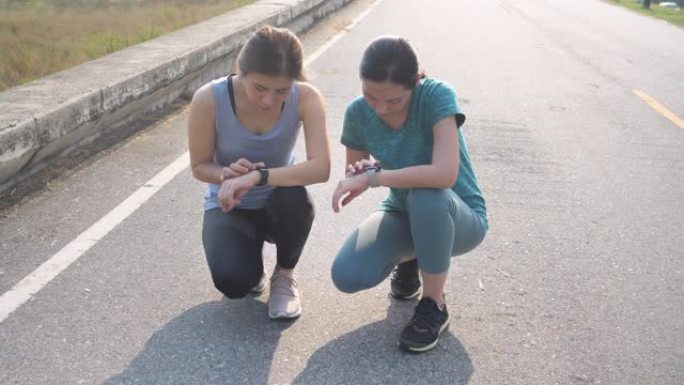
top-left (642, 0), bottom-right (651, 9)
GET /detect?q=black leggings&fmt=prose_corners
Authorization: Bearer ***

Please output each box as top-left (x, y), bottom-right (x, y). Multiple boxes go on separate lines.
top-left (202, 186), bottom-right (314, 298)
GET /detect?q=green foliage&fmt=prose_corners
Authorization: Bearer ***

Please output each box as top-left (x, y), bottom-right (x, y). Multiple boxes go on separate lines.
top-left (609, 0), bottom-right (684, 26)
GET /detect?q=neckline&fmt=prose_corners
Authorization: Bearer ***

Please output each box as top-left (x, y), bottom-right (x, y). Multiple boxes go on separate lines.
top-left (381, 112), bottom-right (408, 131)
top-left (236, 105), bottom-right (286, 139)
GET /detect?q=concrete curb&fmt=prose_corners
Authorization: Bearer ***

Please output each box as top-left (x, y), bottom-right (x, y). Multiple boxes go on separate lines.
top-left (0, 0), bottom-right (353, 194)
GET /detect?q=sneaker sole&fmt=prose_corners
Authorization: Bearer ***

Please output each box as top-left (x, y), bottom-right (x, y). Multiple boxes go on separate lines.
top-left (268, 308), bottom-right (302, 320)
top-left (250, 284), bottom-right (267, 294)
top-left (398, 316), bottom-right (450, 353)
top-left (250, 274), bottom-right (268, 294)
top-left (389, 287), bottom-right (422, 300)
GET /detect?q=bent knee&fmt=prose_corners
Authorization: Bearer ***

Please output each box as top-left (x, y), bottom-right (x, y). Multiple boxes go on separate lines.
top-left (212, 271), bottom-right (259, 299)
top-left (331, 269), bottom-right (360, 294)
top-left (331, 257), bottom-right (381, 294)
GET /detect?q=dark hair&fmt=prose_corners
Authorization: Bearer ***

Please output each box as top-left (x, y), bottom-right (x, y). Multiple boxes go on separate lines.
top-left (237, 25), bottom-right (306, 80)
top-left (360, 36), bottom-right (425, 89)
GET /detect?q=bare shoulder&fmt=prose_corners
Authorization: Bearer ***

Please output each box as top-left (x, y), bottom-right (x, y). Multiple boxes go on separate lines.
top-left (191, 82), bottom-right (216, 111)
top-left (297, 81), bottom-right (324, 105)
top-left (188, 82), bottom-right (216, 136)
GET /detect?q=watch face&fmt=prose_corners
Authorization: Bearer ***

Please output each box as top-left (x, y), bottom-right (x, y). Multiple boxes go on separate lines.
top-left (258, 168), bottom-right (269, 185)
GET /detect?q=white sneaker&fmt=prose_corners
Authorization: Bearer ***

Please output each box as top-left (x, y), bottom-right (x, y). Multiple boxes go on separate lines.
top-left (250, 271), bottom-right (268, 294)
top-left (268, 272), bottom-right (301, 319)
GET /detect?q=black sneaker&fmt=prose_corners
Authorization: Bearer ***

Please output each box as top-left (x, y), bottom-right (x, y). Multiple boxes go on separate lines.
top-left (390, 259), bottom-right (421, 299)
top-left (399, 297), bottom-right (450, 352)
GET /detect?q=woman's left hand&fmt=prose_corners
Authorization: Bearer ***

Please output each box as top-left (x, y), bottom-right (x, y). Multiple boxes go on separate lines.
top-left (217, 171), bottom-right (260, 212)
top-left (346, 159), bottom-right (381, 178)
top-left (332, 174), bottom-right (369, 213)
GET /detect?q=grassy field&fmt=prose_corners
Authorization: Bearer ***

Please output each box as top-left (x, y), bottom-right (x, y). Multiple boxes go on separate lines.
top-left (608, 0), bottom-right (684, 27)
top-left (0, 0), bottom-right (253, 91)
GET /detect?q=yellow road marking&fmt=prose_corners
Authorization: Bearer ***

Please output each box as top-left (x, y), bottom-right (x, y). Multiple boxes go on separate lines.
top-left (633, 90), bottom-right (684, 130)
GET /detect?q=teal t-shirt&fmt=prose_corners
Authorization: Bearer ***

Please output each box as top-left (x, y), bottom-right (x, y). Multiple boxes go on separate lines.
top-left (341, 78), bottom-right (487, 226)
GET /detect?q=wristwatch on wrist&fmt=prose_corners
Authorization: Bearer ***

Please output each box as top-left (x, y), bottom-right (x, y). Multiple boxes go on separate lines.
top-left (365, 166), bottom-right (381, 188)
top-left (256, 167), bottom-right (269, 186)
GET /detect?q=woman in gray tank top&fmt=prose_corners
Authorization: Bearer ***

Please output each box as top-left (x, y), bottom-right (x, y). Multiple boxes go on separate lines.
top-left (187, 26), bottom-right (330, 320)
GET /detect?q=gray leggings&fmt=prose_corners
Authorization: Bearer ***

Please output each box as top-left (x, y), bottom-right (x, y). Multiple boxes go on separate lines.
top-left (331, 188), bottom-right (486, 293)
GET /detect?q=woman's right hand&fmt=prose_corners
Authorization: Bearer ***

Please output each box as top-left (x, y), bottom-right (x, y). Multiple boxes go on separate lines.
top-left (345, 159), bottom-right (381, 178)
top-left (218, 171), bottom-right (260, 212)
top-left (220, 158), bottom-right (265, 182)
top-left (332, 174), bottom-right (370, 213)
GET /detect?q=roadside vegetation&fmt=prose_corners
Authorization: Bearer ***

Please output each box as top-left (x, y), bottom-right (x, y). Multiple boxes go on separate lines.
top-left (0, 0), bottom-right (253, 91)
top-left (608, 0), bottom-right (684, 27)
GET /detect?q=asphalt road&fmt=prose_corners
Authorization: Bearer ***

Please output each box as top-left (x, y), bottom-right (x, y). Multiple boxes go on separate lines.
top-left (1, 0), bottom-right (683, 384)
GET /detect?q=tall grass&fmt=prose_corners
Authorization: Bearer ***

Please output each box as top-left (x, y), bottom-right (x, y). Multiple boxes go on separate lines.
top-left (0, 0), bottom-right (253, 91)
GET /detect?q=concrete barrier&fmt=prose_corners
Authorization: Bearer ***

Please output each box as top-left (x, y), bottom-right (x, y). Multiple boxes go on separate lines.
top-left (0, 0), bottom-right (353, 194)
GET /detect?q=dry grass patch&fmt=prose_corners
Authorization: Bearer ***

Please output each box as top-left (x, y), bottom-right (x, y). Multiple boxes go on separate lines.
top-left (0, 0), bottom-right (253, 91)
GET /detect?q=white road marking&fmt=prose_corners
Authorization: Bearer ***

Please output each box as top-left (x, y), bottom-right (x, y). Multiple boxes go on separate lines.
top-left (0, 153), bottom-right (189, 323)
top-left (304, 0), bottom-right (383, 67)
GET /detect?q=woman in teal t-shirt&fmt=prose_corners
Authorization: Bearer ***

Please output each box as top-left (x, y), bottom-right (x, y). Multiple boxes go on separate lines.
top-left (331, 36), bottom-right (488, 353)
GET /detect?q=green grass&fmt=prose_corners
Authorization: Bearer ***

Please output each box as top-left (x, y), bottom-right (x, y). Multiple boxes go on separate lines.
top-left (0, 0), bottom-right (254, 91)
top-left (608, 0), bottom-right (684, 27)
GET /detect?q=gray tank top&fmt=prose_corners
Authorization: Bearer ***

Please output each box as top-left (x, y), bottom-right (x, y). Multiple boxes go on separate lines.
top-left (204, 75), bottom-right (302, 210)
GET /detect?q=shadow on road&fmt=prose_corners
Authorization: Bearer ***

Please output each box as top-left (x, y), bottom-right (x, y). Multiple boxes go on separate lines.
top-left (101, 295), bottom-right (472, 385)
top-left (291, 299), bottom-right (473, 385)
top-left (102, 296), bottom-right (294, 385)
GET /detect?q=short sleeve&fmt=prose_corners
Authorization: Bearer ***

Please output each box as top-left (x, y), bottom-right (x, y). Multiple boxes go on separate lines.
top-left (341, 102), bottom-right (367, 151)
top-left (427, 81), bottom-right (466, 129)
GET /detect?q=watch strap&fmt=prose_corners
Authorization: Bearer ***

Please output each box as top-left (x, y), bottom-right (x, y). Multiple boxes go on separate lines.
top-left (366, 167), bottom-right (380, 188)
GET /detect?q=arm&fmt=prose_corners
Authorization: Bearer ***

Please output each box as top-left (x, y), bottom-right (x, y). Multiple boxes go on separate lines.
top-left (188, 83), bottom-right (223, 184)
top-left (332, 147), bottom-right (371, 213)
top-left (247, 82), bottom-right (331, 186)
top-left (375, 116), bottom-right (460, 189)
top-left (332, 116), bottom-right (460, 212)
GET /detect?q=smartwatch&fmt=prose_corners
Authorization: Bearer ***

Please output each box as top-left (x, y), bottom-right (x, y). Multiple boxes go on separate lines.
top-left (365, 166), bottom-right (381, 188)
top-left (256, 168), bottom-right (269, 186)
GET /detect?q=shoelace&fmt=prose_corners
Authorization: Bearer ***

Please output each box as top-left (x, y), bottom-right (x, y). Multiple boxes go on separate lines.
top-left (270, 274), bottom-right (297, 296)
top-left (391, 263), bottom-right (417, 283)
top-left (410, 300), bottom-right (442, 331)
